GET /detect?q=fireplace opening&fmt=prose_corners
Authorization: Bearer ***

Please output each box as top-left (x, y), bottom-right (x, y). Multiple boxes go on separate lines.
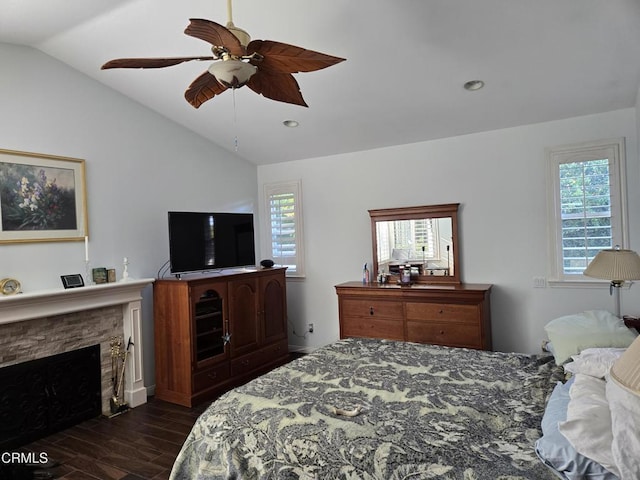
top-left (0, 344), bottom-right (101, 450)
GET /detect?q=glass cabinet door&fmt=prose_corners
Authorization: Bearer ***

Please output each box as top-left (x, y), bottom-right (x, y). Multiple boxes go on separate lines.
top-left (193, 289), bottom-right (225, 363)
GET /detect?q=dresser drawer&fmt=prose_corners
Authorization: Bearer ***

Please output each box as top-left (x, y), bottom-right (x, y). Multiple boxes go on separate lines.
top-left (405, 302), bottom-right (479, 324)
top-left (341, 316), bottom-right (404, 340)
top-left (341, 299), bottom-right (403, 319)
top-left (407, 321), bottom-right (482, 349)
top-left (192, 362), bottom-right (230, 393)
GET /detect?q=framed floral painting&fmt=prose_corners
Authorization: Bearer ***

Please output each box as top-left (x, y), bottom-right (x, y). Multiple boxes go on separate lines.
top-left (0, 149), bottom-right (88, 243)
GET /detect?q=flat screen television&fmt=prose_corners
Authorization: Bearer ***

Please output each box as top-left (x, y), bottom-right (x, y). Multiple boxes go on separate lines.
top-left (168, 211), bottom-right (256, 275)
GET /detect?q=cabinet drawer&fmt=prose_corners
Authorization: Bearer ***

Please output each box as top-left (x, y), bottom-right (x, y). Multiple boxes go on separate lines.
top-left (405, 302), bottom-right (479, 324)
top-left (341, 299), bottom-right (403, 319)
top-left (192, 363), bottom-right (230, 393)
top-left (341, 316), bottom-right (404, 340)
top-left (407, 321), bottom-right (481, 349)
top-left (261, 339), bottom-right (289, 362)
top-left (231, 350), bottom-right (263, 377)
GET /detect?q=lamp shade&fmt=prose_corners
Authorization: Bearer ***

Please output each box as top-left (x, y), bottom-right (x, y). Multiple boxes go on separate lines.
top-left (208, 59), bottom-right (257, 88)
top-left (584, 248), bottom-right (640, 282)
top-left (611, 335), bottom-right (640, 394)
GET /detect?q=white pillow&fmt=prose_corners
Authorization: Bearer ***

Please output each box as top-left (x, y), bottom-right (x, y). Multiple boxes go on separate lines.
top-left (558, 374), bottom-right (619, 476)
top-left (564, 347), bottom-right (626, 378)
top-left (544, 310), bottom-right (637, 364)
top-left (606, 373), bottom-right (640, 479)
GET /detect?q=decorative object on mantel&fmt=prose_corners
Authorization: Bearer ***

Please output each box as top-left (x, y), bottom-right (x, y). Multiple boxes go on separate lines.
top-left (0, 148), bottom-right (88, 244)
top-left (84, 236), bottom-right (94, 285)
top-left (584, 246), bottom-right (640, 318)
top-left (92, 267), bottom-right (108, 284)
top-left (121, 257), bottom-right (130, 282)
top-left (60, 274), bottom-right (85, 289)
top-left (0, 277), bottom-right (21, 295)
top-left (100, 0), bottom-right (345, 109)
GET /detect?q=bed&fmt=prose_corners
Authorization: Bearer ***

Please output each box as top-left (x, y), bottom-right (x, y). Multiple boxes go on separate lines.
top-left (170, 338), bottom-right (566, 479)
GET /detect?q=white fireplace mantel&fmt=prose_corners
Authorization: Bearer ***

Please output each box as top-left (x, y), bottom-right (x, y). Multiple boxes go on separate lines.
top-left (0, 278), bottom-right (155, 410)
top-left (0, 278), bottom-right (154, 325)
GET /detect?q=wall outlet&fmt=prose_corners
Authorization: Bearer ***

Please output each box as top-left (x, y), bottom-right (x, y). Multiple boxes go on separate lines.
top-left (533, 276), bottom-right (546, 288)
top-left (308, 323), bottom-right (314, 333)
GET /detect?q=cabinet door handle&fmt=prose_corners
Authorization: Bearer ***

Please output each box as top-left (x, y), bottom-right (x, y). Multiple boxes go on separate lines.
top-left (369, 307), bottom-right (374, 316)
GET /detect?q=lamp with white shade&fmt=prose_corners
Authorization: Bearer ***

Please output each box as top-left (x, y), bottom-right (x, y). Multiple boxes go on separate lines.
top-left (583, 246), bottom-right (640, 318)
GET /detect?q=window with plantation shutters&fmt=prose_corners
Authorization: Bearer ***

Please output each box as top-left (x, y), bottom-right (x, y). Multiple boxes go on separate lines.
top-left (263, 180), bottom-right (305, 277)
top-left (547, 139), bottom-right (628, 283)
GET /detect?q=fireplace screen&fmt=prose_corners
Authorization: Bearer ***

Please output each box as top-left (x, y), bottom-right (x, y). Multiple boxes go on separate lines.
top-left (0, 344), bottom-right (101, 450)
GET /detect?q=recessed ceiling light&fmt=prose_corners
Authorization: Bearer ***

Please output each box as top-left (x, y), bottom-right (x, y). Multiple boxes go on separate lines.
top-left (463, 80), bottom-right (485, 91)
top-left (283, 120), bottom-right (299, 127)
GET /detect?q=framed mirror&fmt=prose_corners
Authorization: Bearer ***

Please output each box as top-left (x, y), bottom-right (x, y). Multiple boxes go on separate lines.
top-left (369, 203), bottom-right (461, 285)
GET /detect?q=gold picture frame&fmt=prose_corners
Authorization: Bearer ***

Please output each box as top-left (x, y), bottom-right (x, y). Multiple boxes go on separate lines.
top-left (0, 148), bottom-right (88, 243)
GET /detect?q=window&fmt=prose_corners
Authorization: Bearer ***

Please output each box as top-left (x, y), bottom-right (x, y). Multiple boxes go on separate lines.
top-left (263, 180), bottom-right (305, 277)
top-left (547, 138), bottom-right (628, 282)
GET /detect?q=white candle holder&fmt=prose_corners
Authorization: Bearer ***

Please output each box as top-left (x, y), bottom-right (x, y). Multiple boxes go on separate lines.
top-left (84, 260), bottom-right (93, 285)
top-left (121, 257), bottom-right (130, 282)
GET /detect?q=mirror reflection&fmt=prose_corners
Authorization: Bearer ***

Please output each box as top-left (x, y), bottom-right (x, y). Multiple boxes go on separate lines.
top-left (376, 217), bottom-right (454, 277)
top-left (369, 203), bottom-right (461, 284)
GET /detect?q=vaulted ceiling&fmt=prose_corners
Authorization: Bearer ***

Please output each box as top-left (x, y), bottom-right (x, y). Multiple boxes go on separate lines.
top-left (2, 0), bottom-right (640, 165)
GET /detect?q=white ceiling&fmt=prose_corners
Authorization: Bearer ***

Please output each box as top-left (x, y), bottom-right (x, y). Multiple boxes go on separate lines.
top-left (2, 0), bottom-right (640, 165)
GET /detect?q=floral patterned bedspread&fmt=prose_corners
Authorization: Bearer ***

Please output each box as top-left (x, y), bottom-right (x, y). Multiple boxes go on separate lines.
top-left (170, 338), bottom-right (563, 480)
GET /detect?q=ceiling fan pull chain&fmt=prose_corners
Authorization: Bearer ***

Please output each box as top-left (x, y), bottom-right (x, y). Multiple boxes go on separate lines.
top-left (232, 88), bottom-right (239, 152)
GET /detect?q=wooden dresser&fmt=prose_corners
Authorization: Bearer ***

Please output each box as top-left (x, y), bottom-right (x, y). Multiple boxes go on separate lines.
top-left (335, 282), bottom-right (492, 350)
top-left (154, 267), bottom-right (288, 407)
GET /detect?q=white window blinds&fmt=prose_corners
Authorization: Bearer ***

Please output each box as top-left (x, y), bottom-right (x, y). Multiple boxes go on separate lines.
top-left (264, 180), bottom-right (305, 277)
top-left (559, 158), bottom-right (614, 274)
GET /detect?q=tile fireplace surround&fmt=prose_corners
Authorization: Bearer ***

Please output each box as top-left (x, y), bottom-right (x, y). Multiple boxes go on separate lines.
top-left (0, 279), bottom-right (154, 415)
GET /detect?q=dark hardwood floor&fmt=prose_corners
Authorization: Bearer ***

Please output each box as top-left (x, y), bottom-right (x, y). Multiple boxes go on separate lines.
top-left (8, 397), bottom-right (209, 480)
top-left (4, 353), bottom-right (307, 480)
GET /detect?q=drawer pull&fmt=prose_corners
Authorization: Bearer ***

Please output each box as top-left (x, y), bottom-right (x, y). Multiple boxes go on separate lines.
top-left (439, 309), bottom-right (444, 314)
top-left (208, 372), bottom-right (217, 379)
top-left (440, 330), bottom-right (445, 335)
top-left (369, 307), bottom-right (374, 315)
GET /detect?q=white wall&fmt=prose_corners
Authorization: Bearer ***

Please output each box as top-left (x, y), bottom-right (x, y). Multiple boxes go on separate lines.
top-left (2, 43), bottom-right (638, 374)
top-left (0, 43), bottom-right (259, 385)
top-left (258, 108), bottom-right (640, 354)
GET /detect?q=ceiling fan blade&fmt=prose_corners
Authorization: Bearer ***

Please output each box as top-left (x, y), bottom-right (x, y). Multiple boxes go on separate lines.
top-left (247, 40), bottom-right (345, 74)
top-left (246, 70), bottom-right (307, 107)
top-left (185, 18), bottom-right (245, 57)
top-left (185, 71), bottom-right (228, 108)
top-left (101, 57), bottom-right (214, 69)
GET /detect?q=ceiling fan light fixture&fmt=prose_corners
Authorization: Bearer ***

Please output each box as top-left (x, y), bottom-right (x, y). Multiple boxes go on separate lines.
top-left (208, 59), bottom-right (257, 88)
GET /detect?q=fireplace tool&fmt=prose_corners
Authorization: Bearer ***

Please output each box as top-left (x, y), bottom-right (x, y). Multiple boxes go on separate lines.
top-left (110, 336), bottom-right (133, 415)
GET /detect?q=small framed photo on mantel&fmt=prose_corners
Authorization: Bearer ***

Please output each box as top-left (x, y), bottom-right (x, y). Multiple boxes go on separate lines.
top-left (92, 267), bottom-right (108, 284)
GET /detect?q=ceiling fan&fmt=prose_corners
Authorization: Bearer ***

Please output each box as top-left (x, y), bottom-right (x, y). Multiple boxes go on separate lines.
top-left (101, 1), bottom-right (345, 109)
